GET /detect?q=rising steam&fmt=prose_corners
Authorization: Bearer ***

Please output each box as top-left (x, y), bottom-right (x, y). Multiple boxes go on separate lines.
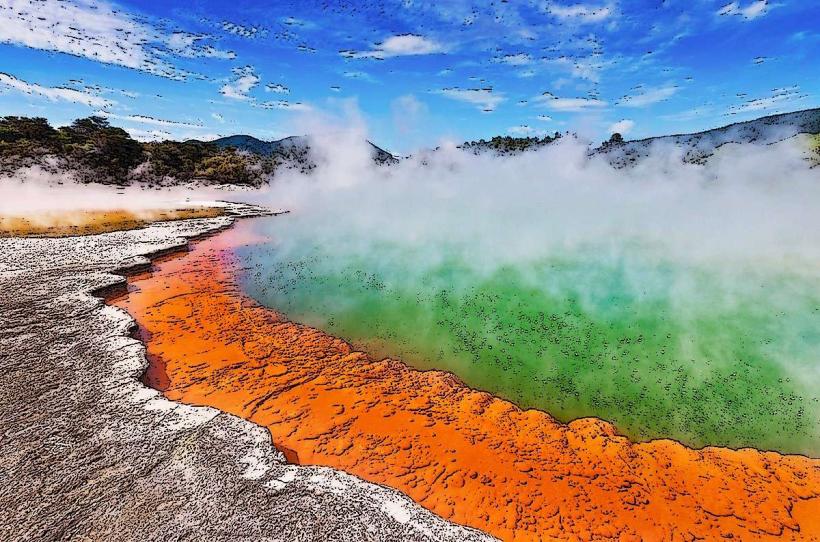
top-left (239, 117), bottom-right (820, 455)
top-left (2, 111), bottom-right (818, 454)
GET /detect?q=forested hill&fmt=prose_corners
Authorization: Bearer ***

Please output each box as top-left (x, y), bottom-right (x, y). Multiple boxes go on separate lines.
top-left (0, 116), bottom-right (395, 186)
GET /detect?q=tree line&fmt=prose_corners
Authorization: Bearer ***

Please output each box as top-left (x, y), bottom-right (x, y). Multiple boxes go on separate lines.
top-left (460, 133), bottom-right (564, 155)
top-left (0, 116), bottom-right (262, 185)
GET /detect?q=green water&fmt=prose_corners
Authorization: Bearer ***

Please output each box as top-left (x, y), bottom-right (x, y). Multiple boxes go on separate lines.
top-left (237, 226), bottom-right (820, 456)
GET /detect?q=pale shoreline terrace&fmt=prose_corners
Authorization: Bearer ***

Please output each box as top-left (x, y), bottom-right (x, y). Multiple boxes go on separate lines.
top-left (0, 206), bottom-right (495, 542)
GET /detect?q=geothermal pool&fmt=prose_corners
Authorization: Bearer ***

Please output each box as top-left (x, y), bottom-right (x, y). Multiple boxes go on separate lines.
top-left (238, 215), bottom-right (820, 456)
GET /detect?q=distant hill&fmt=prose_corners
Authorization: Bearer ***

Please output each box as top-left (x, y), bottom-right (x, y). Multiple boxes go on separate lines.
top-left (596, 108), bottom-right (820, 167)
top-left (193, 134), bottom-right (397, 166)
top-left (460, 133), bottom-right (563, 155)
top-left (208, 135), bottom-right (279, 156)
top-left (3, 109), bottom-right (818, 186)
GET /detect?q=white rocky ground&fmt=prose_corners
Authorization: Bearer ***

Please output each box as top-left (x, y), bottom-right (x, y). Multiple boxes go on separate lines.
top-left (0, 203), bottom-right (495, 541)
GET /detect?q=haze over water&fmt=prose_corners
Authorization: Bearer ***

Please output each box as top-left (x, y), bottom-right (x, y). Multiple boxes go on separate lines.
top-left (237, 137), bottom-right (820, 456)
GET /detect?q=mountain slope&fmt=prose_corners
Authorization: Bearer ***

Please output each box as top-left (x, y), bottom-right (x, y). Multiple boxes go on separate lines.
top-left (203, 134), bottom-right (397, 165)
top-left (209, 135), bottom-right (277, 155)
top-left (597, 107), bottom-right (820, 167)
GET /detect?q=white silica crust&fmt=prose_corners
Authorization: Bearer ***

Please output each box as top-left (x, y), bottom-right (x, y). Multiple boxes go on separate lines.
top-left (0, 203), bottom-right (496, 542)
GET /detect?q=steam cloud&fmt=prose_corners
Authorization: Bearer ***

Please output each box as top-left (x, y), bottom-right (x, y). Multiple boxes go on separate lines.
top-left (0, 159), bottom-right (242, 219)
top-left (239, 117), bottom-right (820, 453)
top-left (2, 111), bottom-right (818, 452)
top-left (260, 125), bottom-right (820, 275)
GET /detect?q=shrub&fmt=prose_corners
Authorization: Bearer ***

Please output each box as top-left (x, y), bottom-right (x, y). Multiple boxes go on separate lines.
top-left (195, 149), bottom-right (257, 185)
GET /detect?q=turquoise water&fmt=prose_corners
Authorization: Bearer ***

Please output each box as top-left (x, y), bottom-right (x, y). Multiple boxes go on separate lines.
top-left (237, 217), bottom-right (820, 456)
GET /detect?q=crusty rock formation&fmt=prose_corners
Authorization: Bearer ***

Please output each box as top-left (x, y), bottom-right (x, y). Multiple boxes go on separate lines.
top-left (114, 218), bottom-right (820, 542)
top-left (0, 205), bottom-right (493, 542)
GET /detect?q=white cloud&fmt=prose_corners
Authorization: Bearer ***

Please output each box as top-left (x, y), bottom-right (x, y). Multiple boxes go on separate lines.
top-left (220, 66), bottom-right (260, 100)
top-left (222, 21), bottom-right (262, 38)
top-left (392, 94), bottom-right (429, 138)
top-left (123, 127), bottom-right (172, 141)
top-left (167, 32), bottom-right (235, 59)
top-left (343, 71), bottom-right (377, 83)
top-left (0, 72), bottom-right (111, 107)
top-left (661, 106), bottom-right (712, 123)
top-left (265, 83), bottom-right (290, 94)
top-left (507, 125), bottom-right (551, 137)
top-left (393, 94), bottom-right (427, 117)
top-left (281, 16), bottom-right (316, 29)
top-left (497, 53), bottom-right (532, 66)
top-left (532, 92), bottom-right (607, 112)
top-left (717, 1), bottom-right (770, 20)
top-left (211, 113), bottom-right (225, 123)
top-left (125, 127), bottom-right (220, 142)
top-left (342, 34), bottom-right (447, 59)
top-left (728, 86), bottom-right (807, 114)
top-left (552, 77), bottom-right (571, 90)
top-left (617, 85), bottom-right (679, 108)
top-left (438, 88), bottom-right (505, 112)
top-left (542, 55), bottom-right (607, 83)
top-left (96, 111), bottom-right (202, 128)
top-left (0, 0), bottom-right (158, 72)
top-left (257, 100), bottom-right (312, 112)
top-left (608, 119), bottom-right (635, 135)
top-left (0, 0), bottom-right (231, 79)
top-left (548, 3), bottom-right (614, 23)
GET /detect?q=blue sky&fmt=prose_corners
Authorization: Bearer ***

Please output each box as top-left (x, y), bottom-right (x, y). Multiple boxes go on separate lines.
top-left (0, 0), bottom-right (818, 152)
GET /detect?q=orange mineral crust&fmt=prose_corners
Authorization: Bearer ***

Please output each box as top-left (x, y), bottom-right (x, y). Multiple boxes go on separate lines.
top-left (112, 221), bottom-right (820, 542)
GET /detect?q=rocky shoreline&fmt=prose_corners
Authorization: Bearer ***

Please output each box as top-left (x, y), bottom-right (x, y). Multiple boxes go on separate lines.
top-left (0, 205), bottom-right (493, 542)
top-left (113, 217), bottom-right (820, 541)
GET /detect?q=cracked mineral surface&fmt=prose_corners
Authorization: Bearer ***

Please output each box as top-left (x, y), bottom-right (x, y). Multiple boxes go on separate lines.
top-left (0, 205), bottom-right (493, 542)
top-left (111, 217), bottom-right (820, 542)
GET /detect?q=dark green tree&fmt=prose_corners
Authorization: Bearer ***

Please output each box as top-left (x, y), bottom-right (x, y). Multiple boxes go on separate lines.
top-left (0, 116), bottom-right (59, 144)
top-left (59, 116), bottom-right (143, 183)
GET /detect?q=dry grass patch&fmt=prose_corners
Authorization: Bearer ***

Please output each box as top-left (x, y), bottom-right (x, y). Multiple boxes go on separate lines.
top-left (0, 207), bottom-right (224, 237)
